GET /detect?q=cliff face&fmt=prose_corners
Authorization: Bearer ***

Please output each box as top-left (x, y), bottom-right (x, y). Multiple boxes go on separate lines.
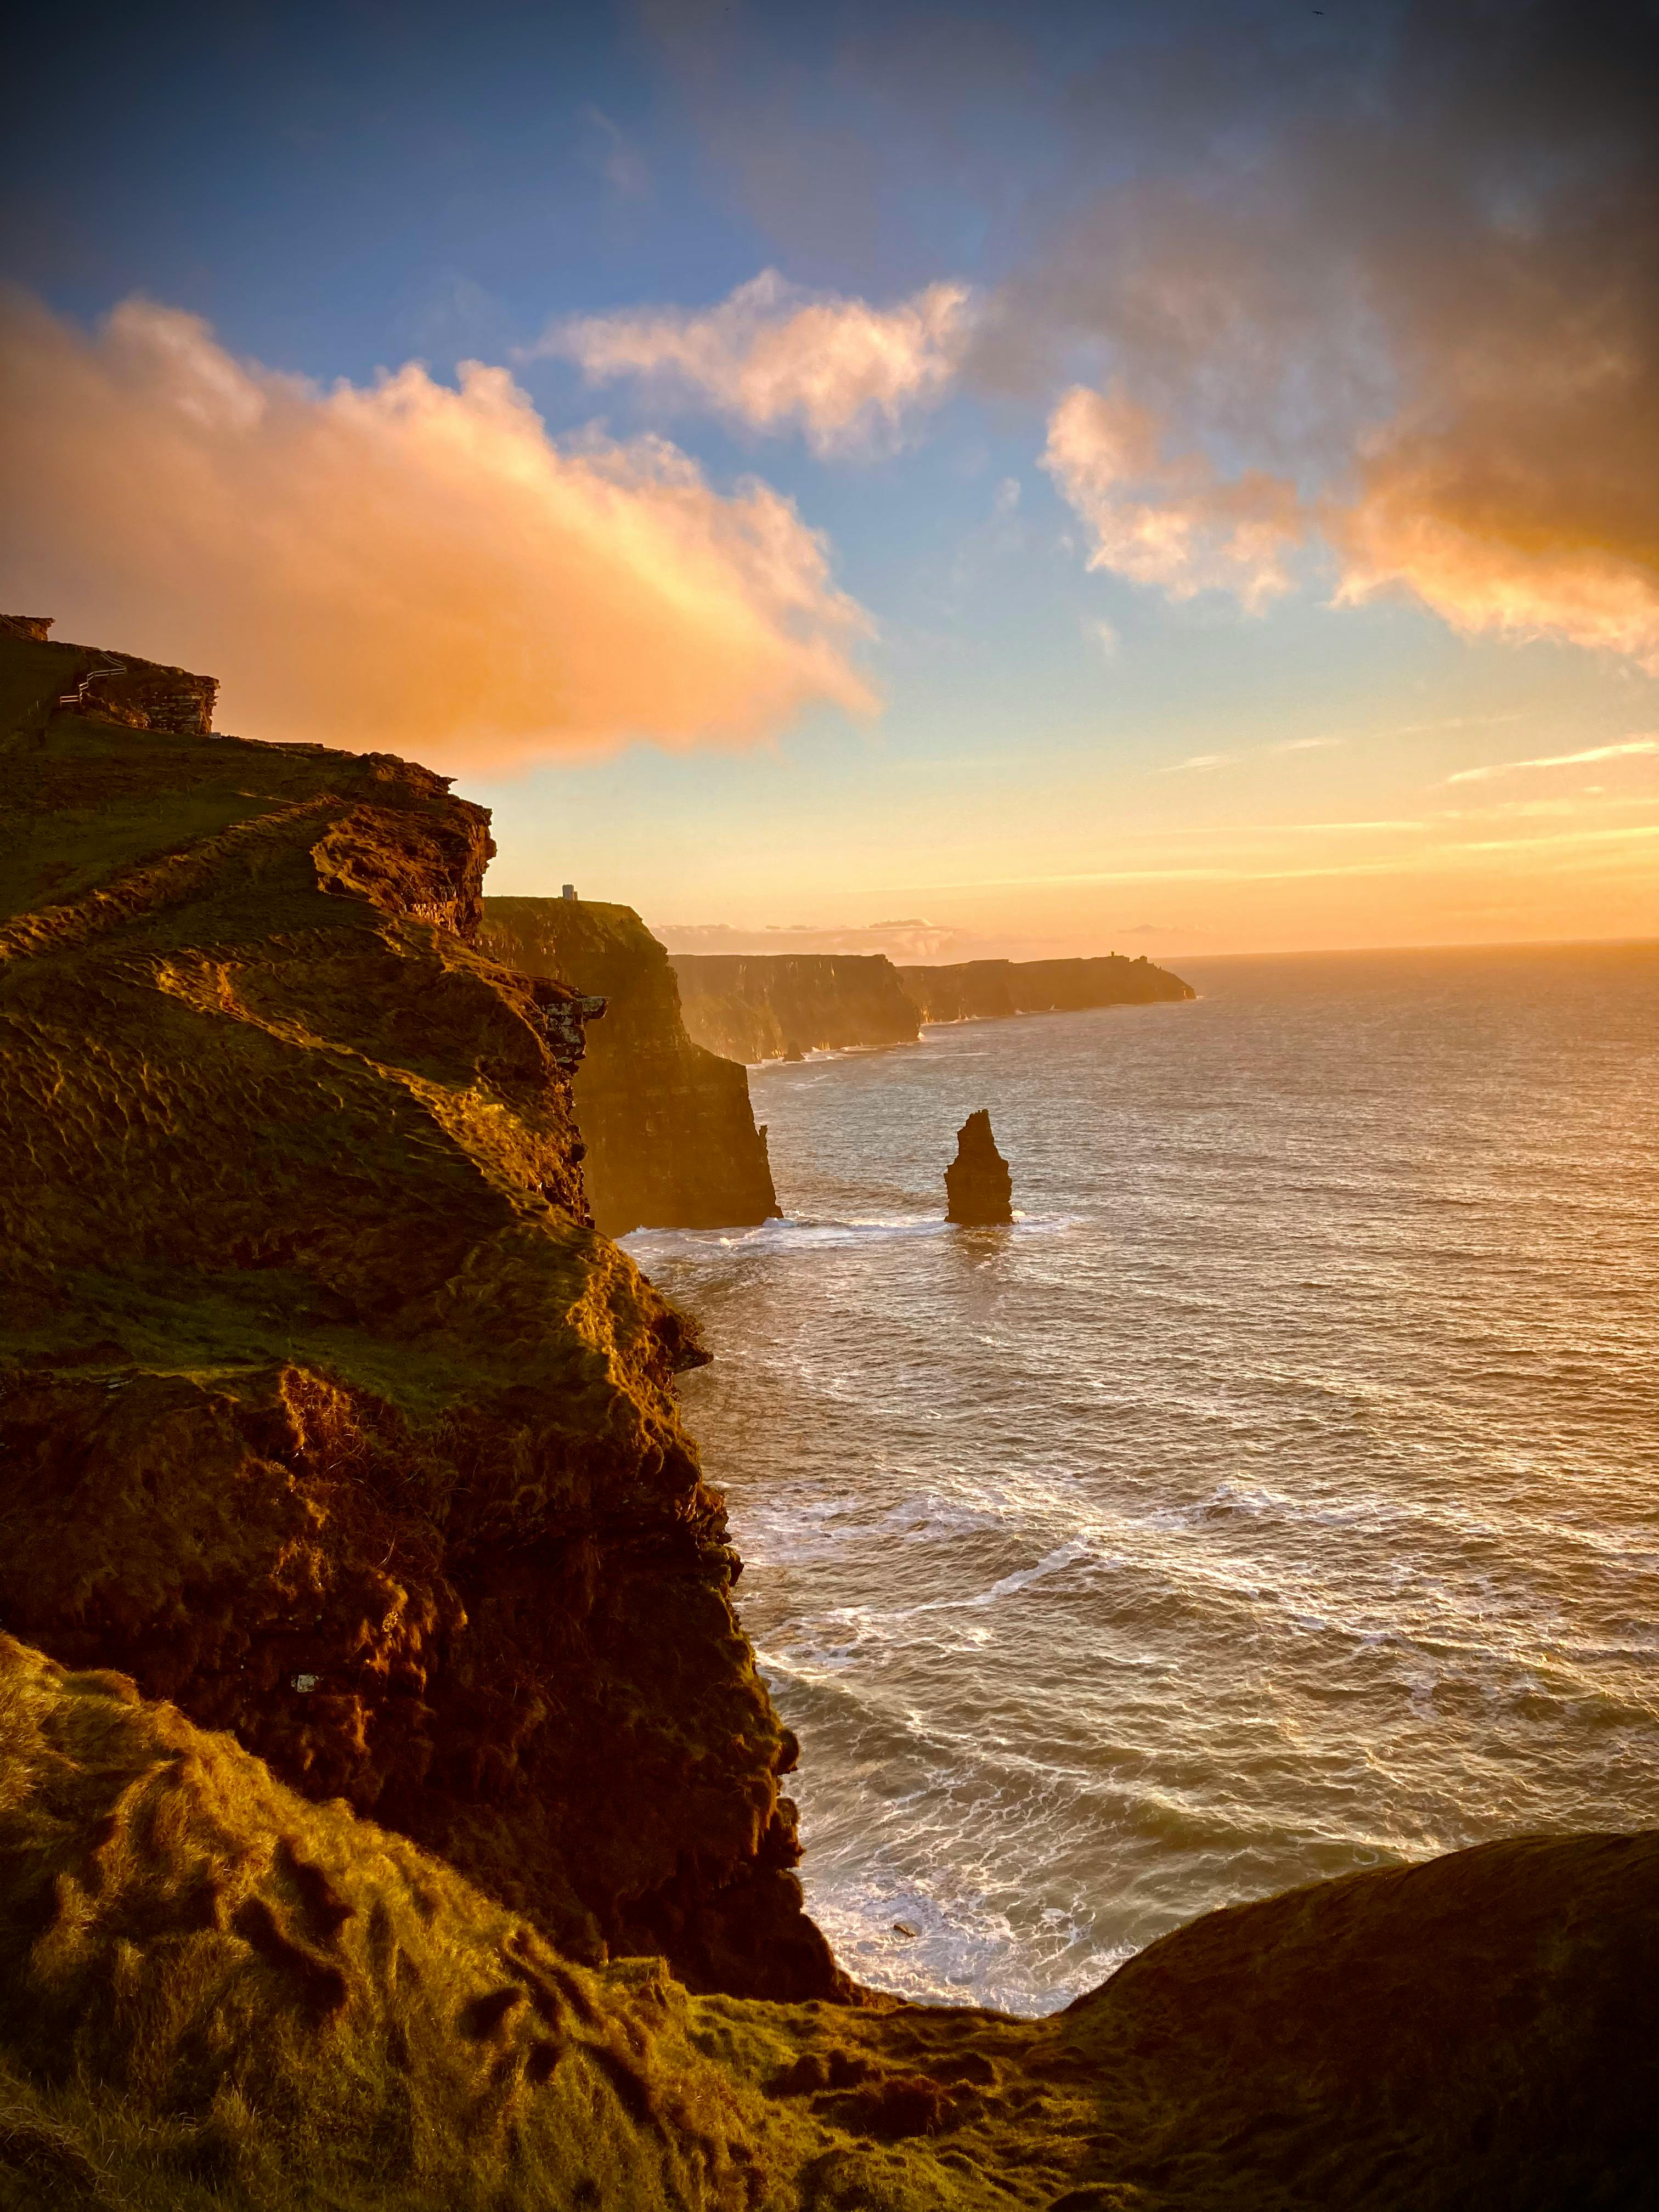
top-left (478, 898), bottom-right (779, 1237)
top-left (2, 1637), bottom-right (1653, 2210)
top-left (899, 957), bottom-right (1018, 1023)
top-left (901, 952), bottom-right (1194, 1022)
top-left (665, 950), bottom-right (1192, 1063)
top-left (672, 951), bottom-right (922, 1062)
top-left (0, 625), bottom-right (837, 2005)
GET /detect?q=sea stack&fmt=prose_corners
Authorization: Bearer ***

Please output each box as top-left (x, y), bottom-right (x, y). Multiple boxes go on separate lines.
top-left (945, 1108), bottom-right (1014, 1225)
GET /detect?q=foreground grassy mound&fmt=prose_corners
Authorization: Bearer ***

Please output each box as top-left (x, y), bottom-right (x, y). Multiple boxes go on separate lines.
top-left (0, 627), bottom-right (836, 2001)
top-left (3, 1639), bottom-right (1654, 2212)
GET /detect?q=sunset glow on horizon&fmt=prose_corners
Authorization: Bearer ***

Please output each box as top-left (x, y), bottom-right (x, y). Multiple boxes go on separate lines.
top-left (2, 0), bottom-right (1654, 957)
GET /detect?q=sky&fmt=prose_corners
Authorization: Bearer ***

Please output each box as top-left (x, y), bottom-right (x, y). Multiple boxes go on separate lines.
top-left (3, 0), bottom-right (1656, 957)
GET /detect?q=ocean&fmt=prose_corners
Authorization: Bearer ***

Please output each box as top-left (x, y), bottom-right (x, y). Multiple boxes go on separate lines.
top-left (623, 943), bottom-right (1659, 2017)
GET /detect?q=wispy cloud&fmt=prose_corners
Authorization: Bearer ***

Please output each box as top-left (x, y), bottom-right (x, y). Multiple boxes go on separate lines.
top-left (527, 269), bottom-right (975, 456)
top-left (580, 106), bottom-right (652, 200)
top-left (1163, 752), bottom-right (1236, 773)
top-left (1395, 712), bottom-right (1529, 735)
top-left (1043, 385), bottom-right (1301, 611)
top-left (1446, 737), bottom-right (1658, 785)
top-left (1273, 736), bottom-right (1342, 754)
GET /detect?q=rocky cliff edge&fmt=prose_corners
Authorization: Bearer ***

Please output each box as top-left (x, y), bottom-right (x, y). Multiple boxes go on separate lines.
top-left (479, 897), bottom-right (780, 1237)
top-left (0, 624), bottom-right (838, 2007)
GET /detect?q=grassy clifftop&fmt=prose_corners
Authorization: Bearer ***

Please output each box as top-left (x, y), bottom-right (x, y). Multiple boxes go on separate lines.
top-left (0, 629), bottom-right (836, 2004)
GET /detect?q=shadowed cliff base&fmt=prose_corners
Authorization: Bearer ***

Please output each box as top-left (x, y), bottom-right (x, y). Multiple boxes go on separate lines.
top-left (1, 1638), bottom-right (1654, 2211)
top-left (0, 622), bottom-right (838, 2006)
top-left (478, 896), bottom-right (780, 1237)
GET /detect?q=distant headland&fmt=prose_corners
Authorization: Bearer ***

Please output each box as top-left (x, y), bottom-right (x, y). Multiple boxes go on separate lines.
top-left (673, 946), bottom-right (1194, 1063)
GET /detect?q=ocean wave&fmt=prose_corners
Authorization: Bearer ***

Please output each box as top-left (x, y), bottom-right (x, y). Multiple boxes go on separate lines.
top-left (623, 1209), bottom-right (1086, 1262)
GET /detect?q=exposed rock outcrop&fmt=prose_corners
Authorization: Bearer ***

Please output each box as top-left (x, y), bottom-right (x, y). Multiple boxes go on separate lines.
top-left (2, 1636), bottom-right (1654, 2210)
top-left (0, 624), bottom-right (838, 2006)
top-left (902, 951), bottom-right (1194, 1022)
top-left (945, 1108), bottom-right (1014, 1225)
top-left (479, 896), bottom-right (780, 1236)
top-left (672, 951), bottom-right (922, 1062)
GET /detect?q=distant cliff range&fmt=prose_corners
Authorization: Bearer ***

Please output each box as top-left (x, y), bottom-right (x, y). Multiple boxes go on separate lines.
top-left (672, 949), bottom-right (1193, 1062)
top-left (671, 952), bottom-right (920, 1064)
top-left (481, 899), bottom-right (779, 1237)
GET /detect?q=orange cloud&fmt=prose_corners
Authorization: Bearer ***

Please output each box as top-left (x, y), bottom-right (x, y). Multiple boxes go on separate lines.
top-left (1042, 385), bottom-right (1302, 610)
top-left (0, 291), bottom-right (876, 768)
top-left (1334, 452), bottom-right (1659, 673)
top-left (537, 269), bottom-right (974, 455)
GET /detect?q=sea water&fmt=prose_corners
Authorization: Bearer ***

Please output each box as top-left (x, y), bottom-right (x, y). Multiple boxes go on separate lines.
top-left (623, 943), bottom-right (1659, 2016)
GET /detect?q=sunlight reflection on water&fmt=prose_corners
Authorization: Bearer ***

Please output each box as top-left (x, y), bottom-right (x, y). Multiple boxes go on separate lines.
top-left (625, 944), bottom-right (1659, 2014)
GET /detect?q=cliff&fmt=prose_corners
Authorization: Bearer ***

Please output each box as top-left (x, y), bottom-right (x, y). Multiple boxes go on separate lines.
top-left (667, 950), bottom-right (1193, 1065)
top-left (945, 1110), bottom-right (1014, 1226)
top-left (1, 1636), bottom-right (1653, 2210)
top-left (672, 951), bottom-right (922, 1062)
top-left (0, 622), bottom-right (836, 2006)
top-left (477, 897), bottom-right (779, 1237)
top-left (3, 616), bottom-right (1652, 2210)
top-left (901, 952), bottom-right (1195, 1022)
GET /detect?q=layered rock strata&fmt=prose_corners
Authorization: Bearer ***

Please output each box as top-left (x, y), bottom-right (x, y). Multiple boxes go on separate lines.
top-left (672, 951), bottom-right (922, 1062)
top-left (1, 1636), bottom-right (1654, 2210)
top-left (901, 951), bottom-right (1194, 1023)
top-left (945, 1109), bottom-right (1014, 1226)
top-left (0, 623), bottom-right (838, 2005)
top-left (479, 896), bottom-right (780, 1236)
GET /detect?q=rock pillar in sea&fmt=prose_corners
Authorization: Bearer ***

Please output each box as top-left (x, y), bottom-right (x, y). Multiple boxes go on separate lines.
top-left (945, 1108), bottom-right (1014, 1225)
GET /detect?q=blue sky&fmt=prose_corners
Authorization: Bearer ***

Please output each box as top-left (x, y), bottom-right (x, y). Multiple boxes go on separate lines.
top-left (4, 0), bottom-right (1656, 953)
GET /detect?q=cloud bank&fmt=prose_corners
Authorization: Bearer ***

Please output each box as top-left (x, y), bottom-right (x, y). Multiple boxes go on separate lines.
top-left (1026, 2), bottom-right (1659, 665)
top-left (645, 2), bottom-right (1659, 672)
top-left (0, 292), bottom-right (876, 766)
top-left (535, 268), bottom-right (974, 455)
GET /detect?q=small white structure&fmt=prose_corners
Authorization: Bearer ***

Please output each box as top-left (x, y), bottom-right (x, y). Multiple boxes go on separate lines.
top-left (562, 883), bottom-right (577, 901)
